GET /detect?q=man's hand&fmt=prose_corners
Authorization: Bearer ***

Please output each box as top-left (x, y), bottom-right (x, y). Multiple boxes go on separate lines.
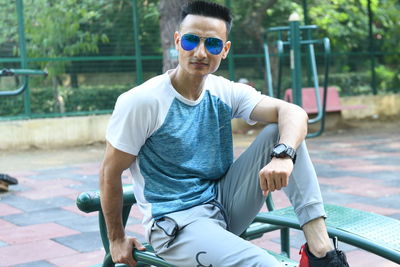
top-left (110, 236), bottom-right (146, 267)
top-left (259, 157), bottom-right (294, 196)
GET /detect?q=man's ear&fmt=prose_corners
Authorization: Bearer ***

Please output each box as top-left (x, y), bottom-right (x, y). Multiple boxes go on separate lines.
top-left (174, 31), bottom-right (180, 50)
top-left (221, 41), bottom-right (231, 59)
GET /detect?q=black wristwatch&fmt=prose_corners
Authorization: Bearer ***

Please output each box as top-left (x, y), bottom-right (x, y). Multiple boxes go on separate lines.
top-left (270, 143), bottom-right (297, 164)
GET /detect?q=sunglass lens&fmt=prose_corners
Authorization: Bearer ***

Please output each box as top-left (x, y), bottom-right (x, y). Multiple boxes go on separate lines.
top-left (181, 34), bottom-right (199, 51)
top-left (205, 37), bottom-right (223, 55)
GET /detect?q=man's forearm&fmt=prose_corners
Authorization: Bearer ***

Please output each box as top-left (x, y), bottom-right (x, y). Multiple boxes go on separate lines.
top-left (100, 170), bottom-right (126, 241)
top-left (249, 96), bottom-right (308, 148)
top-left (277, 104), bottom-right (308, 149)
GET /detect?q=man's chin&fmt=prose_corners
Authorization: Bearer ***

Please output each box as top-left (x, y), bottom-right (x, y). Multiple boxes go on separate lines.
top-left (187, 67), bottom-right (210, 76)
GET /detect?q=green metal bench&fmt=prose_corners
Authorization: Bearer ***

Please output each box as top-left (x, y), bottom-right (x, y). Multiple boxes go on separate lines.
top-left (77, 186), bottom-right (400, 266)
top-left (76, 186), bottom-right (298, 267)
top-left (252, 204), bottom-right (400, 264)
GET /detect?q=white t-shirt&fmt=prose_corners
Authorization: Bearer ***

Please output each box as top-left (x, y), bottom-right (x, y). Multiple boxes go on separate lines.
top-left (106, 70), bottom-right (263, 236)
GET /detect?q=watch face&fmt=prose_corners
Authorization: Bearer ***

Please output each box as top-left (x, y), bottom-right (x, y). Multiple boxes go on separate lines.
top-left (274, 144), bottom-right (287, 154)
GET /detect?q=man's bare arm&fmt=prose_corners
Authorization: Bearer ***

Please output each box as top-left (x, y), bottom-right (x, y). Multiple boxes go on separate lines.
top-left (250, 96), bottom-right (309, 194)
top-left (99, 142), bottom-right (144, 266)
top-left (250, 95), bottom-right (308, 148)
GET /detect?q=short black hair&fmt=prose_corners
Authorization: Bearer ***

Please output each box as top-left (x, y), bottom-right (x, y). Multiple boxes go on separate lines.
top-left (181, 1), bottom-right (232, 33)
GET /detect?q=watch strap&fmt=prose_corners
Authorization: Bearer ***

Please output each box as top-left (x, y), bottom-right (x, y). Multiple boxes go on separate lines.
top-left (271, 143), bottom-right (297, 164)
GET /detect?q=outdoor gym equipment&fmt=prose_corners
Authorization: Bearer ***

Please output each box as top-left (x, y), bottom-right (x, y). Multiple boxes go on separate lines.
top-left (264, 13), bottom-right (331, 138)
top-left (0, 68), bottom-right (47, 97)
top-left (0, 1), bottom-right (47, 97)
top-left (0, 68), bottom-right (47, 191)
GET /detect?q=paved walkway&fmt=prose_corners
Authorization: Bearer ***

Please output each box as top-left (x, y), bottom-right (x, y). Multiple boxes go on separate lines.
top-left (0, 125), bottom-right (399, 266)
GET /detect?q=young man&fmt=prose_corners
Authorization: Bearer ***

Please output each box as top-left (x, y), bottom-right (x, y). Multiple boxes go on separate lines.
top-left (100, 1), bottom-right (350, 266)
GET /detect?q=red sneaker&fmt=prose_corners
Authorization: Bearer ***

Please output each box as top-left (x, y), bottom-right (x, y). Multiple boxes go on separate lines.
top-left (299, 243), bottom-right (310, 267)
top-left (299, 238), bottom-right (349, 267)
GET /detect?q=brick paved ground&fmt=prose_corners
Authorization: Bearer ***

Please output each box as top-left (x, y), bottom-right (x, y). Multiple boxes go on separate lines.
top-left (0, 125), bottom-right (399, 266)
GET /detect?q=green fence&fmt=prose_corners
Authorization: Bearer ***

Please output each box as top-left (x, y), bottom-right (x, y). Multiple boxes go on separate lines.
top-left (1, 0), bottom-right (399, 119)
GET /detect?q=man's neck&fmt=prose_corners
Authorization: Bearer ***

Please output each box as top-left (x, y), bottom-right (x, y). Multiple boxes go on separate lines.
top-left (169, 67), bottom-right (207, 101)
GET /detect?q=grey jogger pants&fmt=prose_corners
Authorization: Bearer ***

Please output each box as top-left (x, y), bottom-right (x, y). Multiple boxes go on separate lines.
top-left (149, 124), bottom-right (326, 267)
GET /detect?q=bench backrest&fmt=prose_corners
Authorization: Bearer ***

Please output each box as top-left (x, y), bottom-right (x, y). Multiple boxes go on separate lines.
top-left (284, 87), bottom-right (342, 114)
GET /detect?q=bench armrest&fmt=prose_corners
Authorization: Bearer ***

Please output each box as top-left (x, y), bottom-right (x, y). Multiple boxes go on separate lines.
top-left (76, 185), bottom-right (136, 213)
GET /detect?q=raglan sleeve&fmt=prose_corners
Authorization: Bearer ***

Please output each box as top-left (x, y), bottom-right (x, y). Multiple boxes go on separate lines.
top-left (230, 81), bottom-right (264, 125)
top-left (106, 91), bottom-right (155, 156)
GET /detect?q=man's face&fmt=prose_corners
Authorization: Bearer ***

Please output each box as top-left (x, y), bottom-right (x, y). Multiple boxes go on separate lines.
top-left (174, 15), bottom-right (231, 77)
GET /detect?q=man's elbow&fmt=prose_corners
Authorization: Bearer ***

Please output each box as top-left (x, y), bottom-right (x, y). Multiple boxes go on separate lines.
top-left (298, 107), bottom-right (309, 136)
top-left (290, 104), bottom-right (309, 135)
top-left (300, 106), bottom-right (309, 124)
top-left (288, 102), bottom-right (308, 123)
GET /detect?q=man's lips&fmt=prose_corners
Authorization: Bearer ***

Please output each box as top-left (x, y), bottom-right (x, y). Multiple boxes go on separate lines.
top-left (190, 61), bottom-right (209, 66)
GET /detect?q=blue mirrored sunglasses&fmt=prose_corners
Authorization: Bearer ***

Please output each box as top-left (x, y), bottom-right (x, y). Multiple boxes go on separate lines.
top-left (180, 33), bottom-right (224, 55)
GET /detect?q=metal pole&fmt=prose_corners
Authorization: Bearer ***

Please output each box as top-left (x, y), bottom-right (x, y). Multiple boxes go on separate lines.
top-left (367, 0), bottom-right (377, 95)
top-left (225, 0), bottom-right (235, 81)
top-left (302, 0), bottom-right (313, 87)
top-left (302, 0), bottom-right (310, 25)
top-left (132, 0), bottom-right (143, 84)
top-left (289, 13), bottom-right (302, 106)
top-left (305, 29), bottom-right (313, 87)
top-left (16, 0), bottom-right (31, 116)
top-left (280, 228), bottom-right (290, 257)
top-left (264, 43), bottom-right (274, 97)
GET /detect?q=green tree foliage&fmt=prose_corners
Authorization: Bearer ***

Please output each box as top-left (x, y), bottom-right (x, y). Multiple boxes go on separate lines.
top-left (0, 0), bottom-right (111, 77)
top-left (304, 0), bottom-right (398, 55)
top-left (306, 0), bottom-right (399, 90)
top-left (1, 0), bottom-right (398, 64)
top-left (1, 0), bottom-right (399, 95)
top-left (307, 0), bottom-right (370, 52)
top-left (374, 0), bottom-right (400, 64)
top-left (0, 2), bottom-right (17, 48)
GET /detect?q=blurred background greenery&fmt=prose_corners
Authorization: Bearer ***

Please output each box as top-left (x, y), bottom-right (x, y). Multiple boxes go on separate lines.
top-left (0, 0), bottom-right (399, 118)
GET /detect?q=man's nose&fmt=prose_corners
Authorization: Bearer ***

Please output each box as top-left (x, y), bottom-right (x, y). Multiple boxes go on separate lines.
top-left (193, 41), bottom-right (207, 59)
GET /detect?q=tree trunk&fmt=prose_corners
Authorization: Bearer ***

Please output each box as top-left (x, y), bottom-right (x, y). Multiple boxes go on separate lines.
top-left (52, 76), bottom-right (65, 114)
top-left (159, 0), bottom-right (186, 72)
